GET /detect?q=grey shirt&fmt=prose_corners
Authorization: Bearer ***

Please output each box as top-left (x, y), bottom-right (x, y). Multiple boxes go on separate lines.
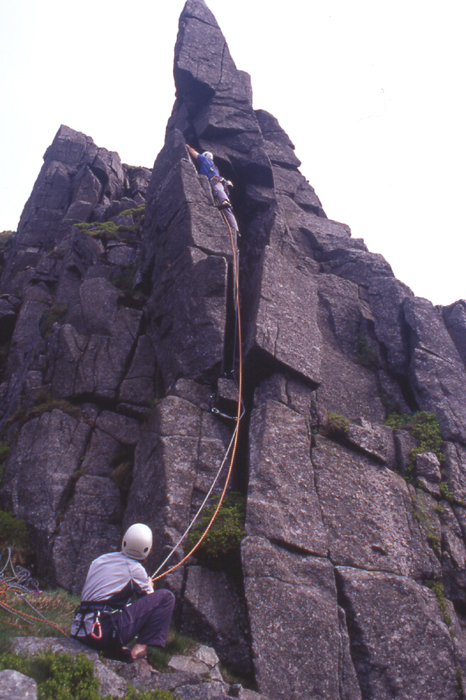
top-left (80, 551), bottom-right (153, 603)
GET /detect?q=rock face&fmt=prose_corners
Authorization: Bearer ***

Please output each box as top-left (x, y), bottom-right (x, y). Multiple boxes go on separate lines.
top-left (2, 1), bottom-right (466, 698)
top-left (0, 670), bottom-right (37, 700)
top-left (7, 637), bottom-right (262, 700)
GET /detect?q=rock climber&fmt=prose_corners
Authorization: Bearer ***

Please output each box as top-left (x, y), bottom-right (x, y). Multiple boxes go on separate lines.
top-left (70, 523), bottom-right (175, 662)
top-left (186, 144), bottom-right (239, 234)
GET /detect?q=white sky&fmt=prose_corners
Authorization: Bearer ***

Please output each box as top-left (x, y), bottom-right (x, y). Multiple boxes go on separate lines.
top-left (1, 0), bottom-right (465, 306)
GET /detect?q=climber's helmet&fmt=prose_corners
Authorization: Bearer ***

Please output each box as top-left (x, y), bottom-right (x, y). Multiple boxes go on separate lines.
top-left (122, 523), bottom-right (153, 560)
top-left (202, 151), bottom-right (214, 161)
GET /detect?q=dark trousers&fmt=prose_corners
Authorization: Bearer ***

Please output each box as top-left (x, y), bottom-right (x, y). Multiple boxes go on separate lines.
top-left (115, 589), bottom-right (175, 647)
top-left (79, 589), bottom-right (175, 652)
top-left (211, 180), bottom-right (239, 232)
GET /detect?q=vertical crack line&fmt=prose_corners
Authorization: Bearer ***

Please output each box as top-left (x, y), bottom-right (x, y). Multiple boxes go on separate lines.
top-left (333, 568), bottom-right (366, 700)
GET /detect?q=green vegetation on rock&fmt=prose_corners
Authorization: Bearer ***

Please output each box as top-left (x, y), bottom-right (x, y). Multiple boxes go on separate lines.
top-left (119, 203), bottom-right (145, 219)
top-left (75, 205), bottom-right (145, 245)
top-left (426, 578), bottom-right (452, 628)
top-left (321, 411), bottom-right (349, 438)
top-left (0, 649), bottom-right (176, 699)
top-left (385, 411), bottom-right (446, 484)
top-left (384, 411), bottom-right (444, 459)
top-left (8, 390), bottom-right (82, 428)
top-left (185, 492), bottom-right (246, 568)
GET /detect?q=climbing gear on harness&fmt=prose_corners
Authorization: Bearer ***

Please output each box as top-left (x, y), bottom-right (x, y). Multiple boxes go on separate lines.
top-left (91, 612), bottom-right (102, 640)
top-left (217, 201), bottom-right (232, 210)
top-left (70, 601), bottom-right (122, 647)
top-left (122, 523), bottom-right (152, 561)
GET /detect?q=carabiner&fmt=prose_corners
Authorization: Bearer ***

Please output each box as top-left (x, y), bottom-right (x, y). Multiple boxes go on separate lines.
top-left (91, 613), bottom-right (102, 640)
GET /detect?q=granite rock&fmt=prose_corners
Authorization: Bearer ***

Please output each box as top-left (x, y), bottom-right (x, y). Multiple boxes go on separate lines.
top-left (0, 670), bottom-right (37, 700)
top-left (336, 567), bottom-right (466, 700)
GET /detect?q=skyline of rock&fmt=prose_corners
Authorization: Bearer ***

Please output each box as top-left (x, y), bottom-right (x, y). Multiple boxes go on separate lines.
top-left (1, 2), bottom-right (466, 698)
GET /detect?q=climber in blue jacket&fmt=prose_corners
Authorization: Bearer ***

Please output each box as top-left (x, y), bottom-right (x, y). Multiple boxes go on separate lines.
top-left (186, 144), bottom-right (239, 234)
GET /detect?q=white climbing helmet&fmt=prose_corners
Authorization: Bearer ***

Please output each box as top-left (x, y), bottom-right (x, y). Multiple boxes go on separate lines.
top-left (202, 151), bottom-right (214, 160)
top-left (122, 523), bottom-right (153, 560)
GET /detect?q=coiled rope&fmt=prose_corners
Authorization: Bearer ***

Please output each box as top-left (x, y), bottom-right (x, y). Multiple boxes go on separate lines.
top-left (0, 548), bottom-right (69, 637)
top-left (152, 207), bottom-right (243, 582)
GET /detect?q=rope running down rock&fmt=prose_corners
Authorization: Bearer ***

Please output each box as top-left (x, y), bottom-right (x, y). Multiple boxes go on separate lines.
top-left (151, 208), bottom-right (243, 582)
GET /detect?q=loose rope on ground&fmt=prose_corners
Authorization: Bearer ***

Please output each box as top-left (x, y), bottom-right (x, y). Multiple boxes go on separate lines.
top-left (0, 550), bottom-right (69, 637)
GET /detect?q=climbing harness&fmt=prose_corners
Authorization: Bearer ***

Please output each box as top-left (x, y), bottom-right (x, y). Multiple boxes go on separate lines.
top-left (151, 199), bottom-right (243, 583)
top-left (70, 601), bottom-right (124, 649)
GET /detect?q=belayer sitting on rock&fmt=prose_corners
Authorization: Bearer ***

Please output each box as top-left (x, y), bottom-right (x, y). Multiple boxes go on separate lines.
top-left (186, 144), bottom-right (239, 234)
top-left (71, 524), bottom-right (175, 662)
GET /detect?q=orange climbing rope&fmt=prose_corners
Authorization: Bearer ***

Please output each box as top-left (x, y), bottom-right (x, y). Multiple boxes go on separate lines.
top-left (152, 210), bottom-right (243, 582)
top-left (0, 579), bottom-right (69, 638)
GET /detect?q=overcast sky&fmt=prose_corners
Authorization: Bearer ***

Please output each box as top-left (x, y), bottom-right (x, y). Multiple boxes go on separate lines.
top-left (1, 0), bottom-right (465, 306)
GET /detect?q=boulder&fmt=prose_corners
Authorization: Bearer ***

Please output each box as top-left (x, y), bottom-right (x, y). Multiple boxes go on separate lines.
top-left (0, 670), bottom-right (37, 700)
top-left (10, 637), bottom-right (127, 698)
